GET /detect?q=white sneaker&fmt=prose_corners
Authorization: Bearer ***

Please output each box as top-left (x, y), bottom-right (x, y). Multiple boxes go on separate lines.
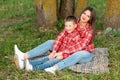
top-left (25, 59), bottom-right (33, 71)
top-left (44, 66), bottom-right (56, 74)
top-left (14, 44), bottom-right (24, 69)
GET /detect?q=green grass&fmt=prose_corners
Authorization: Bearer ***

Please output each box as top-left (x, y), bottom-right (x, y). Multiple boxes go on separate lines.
top-left (0, 0), bottom-right (120, 80)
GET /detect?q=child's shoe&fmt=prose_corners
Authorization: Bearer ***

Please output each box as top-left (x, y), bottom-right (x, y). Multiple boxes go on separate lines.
top-left (14, 44), bottom-right (24, 69)
top-left (25, 59), bottom-right (33, 71)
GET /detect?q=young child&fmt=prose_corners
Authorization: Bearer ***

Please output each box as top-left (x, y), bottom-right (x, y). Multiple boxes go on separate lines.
top-left (14, 15), bottom-right (80, 71)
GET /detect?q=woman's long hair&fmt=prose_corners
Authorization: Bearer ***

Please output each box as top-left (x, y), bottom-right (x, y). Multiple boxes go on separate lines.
top-left (80, 6), bottom-right (96, 42)
top-left (80, 6), bottom-right (96, 27)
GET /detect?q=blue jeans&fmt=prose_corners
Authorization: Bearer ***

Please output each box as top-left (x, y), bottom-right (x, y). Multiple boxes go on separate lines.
top-left (27, 40), bottom-right (93, 70)
top-left (57, 50), bottom-right (93, 70)
top-left (27, 40), bottom-right (61, 70)
top-left (27, 40), bottom-right (54, 58)
top-left (29, 56), bottom-right (61, 70)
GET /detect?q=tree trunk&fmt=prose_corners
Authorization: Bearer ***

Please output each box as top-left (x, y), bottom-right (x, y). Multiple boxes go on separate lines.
top-left (74, 0), bottom-right (88, 18)
top-left (104, 0), bottom-right (120, 29)
top-left (59, 0), bottom-right (74, 19)
top-left (35, 0), bottom-right (57, 27)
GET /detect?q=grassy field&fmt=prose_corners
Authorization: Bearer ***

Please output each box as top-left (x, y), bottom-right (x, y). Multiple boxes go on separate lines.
top-left (0, 0), bottom-right (120, 80)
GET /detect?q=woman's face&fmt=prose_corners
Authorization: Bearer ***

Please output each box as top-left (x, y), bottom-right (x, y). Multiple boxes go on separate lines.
top-left (80, 10), bottom-right (91, 23)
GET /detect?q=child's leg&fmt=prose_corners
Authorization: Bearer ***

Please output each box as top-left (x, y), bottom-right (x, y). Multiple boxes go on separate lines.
top-left (27, 40), bottom-right (54, 58)
top-left (14, 40), bottom-right (54, 69)
top-left (31, 58), bottom-right (61, 70)
top-left (29, 56), bottom-right (49, 66)
top-left (25, 56), bottom-right (49, 71)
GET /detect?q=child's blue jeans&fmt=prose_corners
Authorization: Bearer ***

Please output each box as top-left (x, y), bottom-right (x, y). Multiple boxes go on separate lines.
top-left (27, 40), bottom-right (93, 70)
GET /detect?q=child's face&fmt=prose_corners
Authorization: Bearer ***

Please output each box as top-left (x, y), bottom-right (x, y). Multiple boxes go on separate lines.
top-left (80, 10), bottom-right (91, 23)
top-left (64, 21), bottom-right (77, 33)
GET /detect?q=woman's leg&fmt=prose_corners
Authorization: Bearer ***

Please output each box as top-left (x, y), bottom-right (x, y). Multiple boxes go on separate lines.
top-left (44, 50), bottom-right (93, 74)
top-left (55, 50), bottom-right (93, 70)
top-left (27, 40), bottom-right (54, 58)
top-left (77, 53), bottom-right (93, 63)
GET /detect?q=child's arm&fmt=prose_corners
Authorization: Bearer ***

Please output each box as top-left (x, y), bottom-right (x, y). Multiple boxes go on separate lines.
top-left (53, 29), bottom-right (66, 51)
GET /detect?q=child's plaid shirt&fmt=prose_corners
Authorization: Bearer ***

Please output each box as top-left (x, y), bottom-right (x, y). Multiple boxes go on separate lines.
top-left (53, 23), bottom-right (94, 59)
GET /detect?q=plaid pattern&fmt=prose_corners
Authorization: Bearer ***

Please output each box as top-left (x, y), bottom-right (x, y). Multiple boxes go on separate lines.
top-left (69, 48), bottom-right (109, 73)
top-left (53, 28), bottom-right (80, 59)
top-left (53, 23), bottom-right (94, 59)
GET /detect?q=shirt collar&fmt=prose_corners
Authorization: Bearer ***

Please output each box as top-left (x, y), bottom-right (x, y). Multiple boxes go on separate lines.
top-left (77, 22), bottom-right (91, 31)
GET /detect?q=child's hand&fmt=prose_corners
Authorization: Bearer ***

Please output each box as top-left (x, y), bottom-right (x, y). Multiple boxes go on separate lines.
top-left (56, 55), bottom-right (63, 59)
top-left (54, 52), bottom-right (63, 59)
top-left (48, 51), bottom-right (56, 59)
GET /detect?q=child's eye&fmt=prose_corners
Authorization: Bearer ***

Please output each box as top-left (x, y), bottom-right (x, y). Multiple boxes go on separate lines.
top-left (87, 15), bottom-right (90, 18)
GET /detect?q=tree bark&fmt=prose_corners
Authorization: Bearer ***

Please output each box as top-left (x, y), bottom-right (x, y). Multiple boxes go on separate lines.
top-left (104, 0), bottom-right (120, 29)
top-left (59, 0), bottom-right (74, 19)
top-left (74, 0), bottom-right (88, 18)
top-left (35, 0), bottom-right (57, 27)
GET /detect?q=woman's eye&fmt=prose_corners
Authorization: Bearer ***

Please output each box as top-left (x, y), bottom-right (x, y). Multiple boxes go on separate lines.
top-left (83, 12), bottom-right (86, 15)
